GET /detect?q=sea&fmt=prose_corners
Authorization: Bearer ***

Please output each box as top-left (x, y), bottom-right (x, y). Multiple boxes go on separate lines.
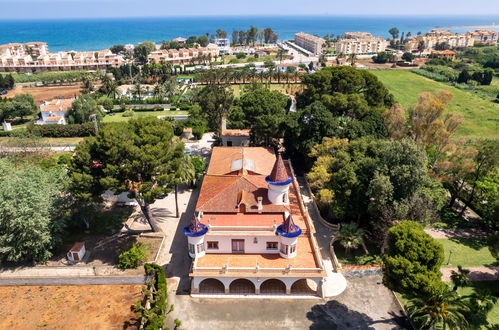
top-left (1, 15), bottom-right (499, 52)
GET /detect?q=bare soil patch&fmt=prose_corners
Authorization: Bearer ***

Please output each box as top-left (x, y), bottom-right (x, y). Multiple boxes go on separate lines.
top-left (0, 284), bottom-right (142, 329)
top-left (5, 85), bottom-right (81, 105)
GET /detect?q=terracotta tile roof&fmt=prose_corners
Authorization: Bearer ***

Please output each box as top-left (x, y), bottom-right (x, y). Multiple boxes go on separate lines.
top-left (196, 175), bottom-right (289, 213)
top-left (202, 212), bottom-right (285, 227)
top-left (45, 116), bottom-right (63, 122)
top-left (282, 214), bottom-right (300, 233)
top-left (206, 147), bottom-right (275, 176)
top-left (40, 99), bottom-right (73, 112)
top-left (70, 242), bottom-right (85, 252)
top-left (269, 153), bottom-right (289, 182)
top-left (221, 129), bottom-right (250, 137)
top-left (431, 50), bottom-right (456, 55)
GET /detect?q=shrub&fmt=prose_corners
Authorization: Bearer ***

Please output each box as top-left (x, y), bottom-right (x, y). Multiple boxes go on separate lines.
top-left (29, 122), bottom-right (96, 137)
top-left (118, 242), bottom-right (148, 270)
top-left (122, 110), bottom-right (135, 117)
top-left (235, 52), bottom-right (247, 59)
top-left (140, 263), bottom-right (168, 329)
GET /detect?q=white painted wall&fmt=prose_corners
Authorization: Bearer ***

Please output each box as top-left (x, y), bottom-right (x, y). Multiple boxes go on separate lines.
top-left (221, 136), bottom-right (250, 147)
top-left (204, 234), bottom-right (280, 254)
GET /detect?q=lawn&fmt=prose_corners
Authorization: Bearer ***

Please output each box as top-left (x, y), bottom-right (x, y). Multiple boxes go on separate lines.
top-left (0, 137), bottom-right (83, 146)
top-left (371, 70), bottom-right (499, 139)
top-left (437, 238), bottom-right (497, 268)
top-left (102, 110), bottom-right (188, 123)
top-left (334, 241), bottom-right (381, 266)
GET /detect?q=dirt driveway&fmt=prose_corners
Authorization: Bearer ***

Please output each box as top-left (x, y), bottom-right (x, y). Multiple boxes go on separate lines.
top-left (168, 274), bottom-right (410, 330)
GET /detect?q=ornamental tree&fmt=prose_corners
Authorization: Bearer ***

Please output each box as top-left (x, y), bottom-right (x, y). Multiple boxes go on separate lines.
top-left (68, 117), bottom-right (188, 232)
top-left (382, 221), bottom-right (445, 299)
top-left (0, 159), bottom-right (66, 263)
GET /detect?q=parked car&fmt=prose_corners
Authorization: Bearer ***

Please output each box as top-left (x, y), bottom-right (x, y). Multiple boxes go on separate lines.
top-left (0, 90), bottom-right (8, 95)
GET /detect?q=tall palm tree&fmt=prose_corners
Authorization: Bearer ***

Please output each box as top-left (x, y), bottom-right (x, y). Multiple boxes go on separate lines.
top-left (171, 153), bottom-right (195, 218)
top-left (335, 223), bottom-right (367, 255)
top-left (407, 287), bottom-right (470, 330)
top-left (450, 266), bottom-right (471, 291)
top-left (349, 53), bottom-right (357, 66)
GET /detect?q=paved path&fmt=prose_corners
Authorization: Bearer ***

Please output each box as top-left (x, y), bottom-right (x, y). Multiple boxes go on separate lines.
top-left (425, 228), bottom-right (488, 239)
top-left (441, 266), bottom-right (499, 281)
top-left (0, 275), bottom-right (147, 286)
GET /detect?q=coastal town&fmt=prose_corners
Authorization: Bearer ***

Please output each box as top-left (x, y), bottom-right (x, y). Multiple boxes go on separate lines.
top-left (0, 13), bottom-right (498, 330)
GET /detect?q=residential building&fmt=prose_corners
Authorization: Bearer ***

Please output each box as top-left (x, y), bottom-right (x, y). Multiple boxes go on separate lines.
top-left (148, 44), bottom-right (218, 65)
top-left (221, 129), bottom-right (250, 146)
top-left (185, 147), bottom-right (326, 296)
top-left (431, 50), bottom-right (457, 60)
top-left (335, 33), bottom-right (388, 54)
top-left (405, 30), bottom-right (475, 51)
top-left (294, 32), bottom-right (325, 55)
top-left (211, 37), bottom-right (230, 54)
top-left (0, 44), bottom-right (126, 73)
top-left (172, 37), bottom-right (187, 44)
top-left (37, 98), bottom-right (73, 125)
top-left (467, 30), bottom-right (498, 45)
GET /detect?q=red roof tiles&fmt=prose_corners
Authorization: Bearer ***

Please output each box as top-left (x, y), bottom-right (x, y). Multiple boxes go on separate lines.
top-left (269, 153), bottom-right (289, 182)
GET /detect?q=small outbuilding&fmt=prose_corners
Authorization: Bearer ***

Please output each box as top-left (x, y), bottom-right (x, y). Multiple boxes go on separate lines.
top-left (67, 242), bottom-right (86, 262)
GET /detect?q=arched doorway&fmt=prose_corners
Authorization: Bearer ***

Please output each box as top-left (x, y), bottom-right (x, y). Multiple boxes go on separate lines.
top-left (199, 278), bottom-right (225, 294)
top-left (229, 279), bottom-right (255, 294)
top-left (290, 279), bottom-right (318, 295)
top-left (260, 279), bottom-right (286, 295)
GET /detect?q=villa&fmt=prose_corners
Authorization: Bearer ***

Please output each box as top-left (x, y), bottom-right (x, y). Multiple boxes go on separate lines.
top-left (37, 98), bottom-right (73, 125)
top-left (184, 146), bottom-right (326, 296)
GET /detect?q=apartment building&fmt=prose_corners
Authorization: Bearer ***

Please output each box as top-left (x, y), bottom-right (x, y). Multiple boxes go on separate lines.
top-left (294, 32), bottom-right (325, 55)
top-left (185, 147), bottom-right (326, 296)
top-left (405, 29), bottom-right (475, 51)
top-left (335, 32), bottom-right (388, 54)
top-left (148, 44), bottom-right (218, 65)
top-left (0, 46), bottom-right (126, 73)
top-left (466, 30), bottom-right (498, 45)
top-left (37, 98), bottom-right (74, 125)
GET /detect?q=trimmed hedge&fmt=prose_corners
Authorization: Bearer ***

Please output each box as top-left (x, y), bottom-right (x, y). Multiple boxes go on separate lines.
top-left (30, 122), bottom-right (96, 137)
top-left (142, 263), bottom-right (168, 330)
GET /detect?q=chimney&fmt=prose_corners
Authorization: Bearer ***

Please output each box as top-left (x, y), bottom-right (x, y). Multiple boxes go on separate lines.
top-left (221, 116), bottom-right (227, 131)
top-left (257, 197), bottom-right (263, 213)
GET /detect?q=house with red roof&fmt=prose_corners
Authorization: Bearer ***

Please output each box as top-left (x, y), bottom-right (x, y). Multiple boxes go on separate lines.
top-left (184, 147), bottom-right (326, 296)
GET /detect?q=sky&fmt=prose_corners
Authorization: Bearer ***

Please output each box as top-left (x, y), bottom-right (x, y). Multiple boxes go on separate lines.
top-left (1, 0), bottom-right (499, 19)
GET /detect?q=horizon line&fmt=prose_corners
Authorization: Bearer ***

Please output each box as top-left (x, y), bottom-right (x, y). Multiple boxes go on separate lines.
top-left (2, 13), bottom-right (499, 21)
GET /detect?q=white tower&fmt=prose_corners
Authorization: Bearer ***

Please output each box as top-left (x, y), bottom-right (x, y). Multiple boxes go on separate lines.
top-left (265, 153), bottom-right (292, 205)
top-left (276, 213), bottom-right (302, 259)
top-left (183, 214), bottom-right (208, 258)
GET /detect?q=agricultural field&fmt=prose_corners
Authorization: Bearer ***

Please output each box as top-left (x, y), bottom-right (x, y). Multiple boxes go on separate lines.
top-left (0, 285), bottom-right (142, 329)
top-left (371, 70), bottom-right (499, 139)
top-left (102, 110), bottom-right (188, 123)
top-left (4, 85), bottom-right (82, 105)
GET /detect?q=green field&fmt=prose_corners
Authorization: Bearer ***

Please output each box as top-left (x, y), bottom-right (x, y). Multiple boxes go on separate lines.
top-left (437, 238), bottom-right (497, 268)
top-left (371, 70), bottom-right (499, 139)
top-left (102, 110), bottom-right (188, 123)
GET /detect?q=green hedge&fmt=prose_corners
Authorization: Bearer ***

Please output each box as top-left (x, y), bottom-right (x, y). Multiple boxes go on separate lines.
top-left (142, 263), bottom-right (168, 330)
top-left (30, 122), bottom-right (96, 137)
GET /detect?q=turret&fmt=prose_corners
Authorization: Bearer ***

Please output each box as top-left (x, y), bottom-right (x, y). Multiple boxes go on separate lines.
top-left (276, 213), bottom-right (302, 259)
top-left (265, 153), bottom-right (292, 205)
top-left (183, 214), bottom-right (208, 258)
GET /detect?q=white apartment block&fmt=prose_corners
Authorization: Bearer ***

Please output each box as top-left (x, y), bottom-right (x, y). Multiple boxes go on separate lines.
top-left (294, 32), bottom-right (325, 55)
top-left (405, 30), bottom-right (475, 51)
top-left (466, 30), bottom-right (498, 45)
top-left (148, 44), bottom-right (218, 65)
top-left (0, 45), bottom-right (126, 73)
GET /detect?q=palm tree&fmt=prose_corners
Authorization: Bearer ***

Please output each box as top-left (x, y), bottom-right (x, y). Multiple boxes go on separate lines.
top-left (450, 266), bottom-right (471, 291)
top-left (171, 153), bottom-right (195, 218)
top-left (335, 223), bottom-right (367, 255)
top-left (407, 287), bottom-right (470, 330)
top-left (349, 53), bottom-right (357, 66)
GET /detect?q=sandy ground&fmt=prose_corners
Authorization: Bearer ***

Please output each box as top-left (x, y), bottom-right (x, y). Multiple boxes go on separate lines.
top-left (5, 85), bottom-right (81, 104)
top-left (0, 284), bottom-right (142, 329)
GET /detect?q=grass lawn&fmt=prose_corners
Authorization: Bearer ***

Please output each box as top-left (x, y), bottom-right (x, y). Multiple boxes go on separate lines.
top-left (334, 241), bottom-right (381, 266)
top-left (437, 238), bottom-right (497, 268)
top-left (370, 70), bottom-right (499, 139)
top-left (102, 110), bottom-right (188, 123)
top-left (397, 281), bottom-right (499, 329)
top-left (0, 136), bottom-right (84, 146)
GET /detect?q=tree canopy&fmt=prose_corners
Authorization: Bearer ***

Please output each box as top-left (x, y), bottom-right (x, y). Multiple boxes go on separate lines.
top-left (66, 95), bottom-right (103, 124)
top-left (0, 159), bottom-right (66, 263)
top-left (68, 117), bottom-right (188, 232)
top-left (0, 93), bottom-right (37, 122)
top-left (382, 221), bottom-right (445, 298)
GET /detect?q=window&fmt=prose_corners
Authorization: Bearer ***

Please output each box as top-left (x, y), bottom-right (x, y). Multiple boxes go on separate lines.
top-left (188, 243), bottom-right (195, 255)
top-left (227, 141), bottom-right (233, 146)
top-left (290, 244), bottom-right (296, 254)
top-left (196, 243), bottom-right (205, 253)
top-left (207, 241), bottom-right (219, 250)
top-left (280, 243), bottom-right (287, 255)
top-left (267, 242), bottom-right (278, 250)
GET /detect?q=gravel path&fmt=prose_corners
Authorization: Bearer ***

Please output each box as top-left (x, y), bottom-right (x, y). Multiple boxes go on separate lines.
top-left (441, 267), bottom-right (499, 281)
top-left (424, 228), bottom-right (488, 239)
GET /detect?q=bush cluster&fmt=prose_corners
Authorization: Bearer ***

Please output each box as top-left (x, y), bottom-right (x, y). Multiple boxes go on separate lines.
top-left (29, 122), bottom-right (96, 137)
top-left (140, 263), bottom-right (168, 329)
top-left (117, 242), bottom-right (148, 270)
